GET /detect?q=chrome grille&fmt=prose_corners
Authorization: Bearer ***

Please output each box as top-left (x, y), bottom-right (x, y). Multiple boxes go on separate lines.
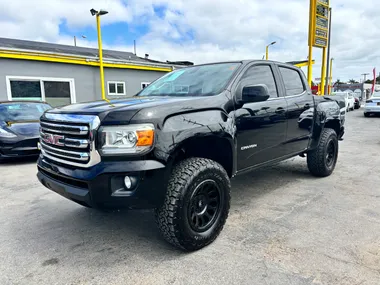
top-left (39, 113), bottom-right (101, 168)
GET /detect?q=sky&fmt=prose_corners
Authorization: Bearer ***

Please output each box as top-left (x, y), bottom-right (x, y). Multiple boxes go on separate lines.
top-left (0, 0), bottom-right (379, 82)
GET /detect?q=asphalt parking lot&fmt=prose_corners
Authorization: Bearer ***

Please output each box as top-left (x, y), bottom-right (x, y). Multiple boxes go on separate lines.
top-left (1, 109), bottom-right (379, 285)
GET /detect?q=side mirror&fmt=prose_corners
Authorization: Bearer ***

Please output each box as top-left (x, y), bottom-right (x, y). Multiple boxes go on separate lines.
top-left (241, 84), bottom-right (270, 103)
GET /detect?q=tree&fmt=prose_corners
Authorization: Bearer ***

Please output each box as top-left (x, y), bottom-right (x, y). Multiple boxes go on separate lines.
top-left (365, 76), bottom-right (380, 84)
top-left (348, 79), bottom-right (359, 84)
top-left (335, 79), bottom-right (346, 85)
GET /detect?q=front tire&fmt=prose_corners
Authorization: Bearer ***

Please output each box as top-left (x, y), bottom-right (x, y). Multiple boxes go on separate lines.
top-left (155, 158), bottom-right (231, 251)
top-left (364, 112), bottom-right (370, 117)
top-left (307, 128), bottom-right (338, 177)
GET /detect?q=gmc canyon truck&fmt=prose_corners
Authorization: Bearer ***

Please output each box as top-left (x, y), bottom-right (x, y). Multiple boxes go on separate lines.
top-left (37, 60), bottom-right (345, 251)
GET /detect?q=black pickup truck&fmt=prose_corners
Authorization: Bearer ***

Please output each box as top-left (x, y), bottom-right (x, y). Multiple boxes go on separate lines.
top-left (36, 60), bottom-right (345, 251)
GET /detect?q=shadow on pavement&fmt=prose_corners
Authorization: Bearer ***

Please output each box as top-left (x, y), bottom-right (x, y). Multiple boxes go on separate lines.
top-left (13, 157), bottom-right (315, 261)
top-left (0, 155), bottom-right (39, 166)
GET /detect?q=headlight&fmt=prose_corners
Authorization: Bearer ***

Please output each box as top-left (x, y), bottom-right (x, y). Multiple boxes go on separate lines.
top-left (0, 127), bottom-right (17, 138)
top-left (98, 124), bottom-right (155, 155)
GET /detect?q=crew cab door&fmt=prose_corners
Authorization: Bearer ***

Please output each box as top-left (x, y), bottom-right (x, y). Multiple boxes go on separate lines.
top-left (234, 63), bottom-right (288, 171)
top-left (276, 64), bottom-right (314, 154)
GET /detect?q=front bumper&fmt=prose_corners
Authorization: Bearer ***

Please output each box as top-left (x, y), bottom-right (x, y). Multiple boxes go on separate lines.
top-left (0, 137), bottom-right (40, 158)
top-left (37, 156), bottom-right (170, 209)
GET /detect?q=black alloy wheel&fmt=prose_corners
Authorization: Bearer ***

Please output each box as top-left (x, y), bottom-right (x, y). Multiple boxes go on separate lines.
top-left (325, 140), bottom-right (337, 168)
top-left (187, 179), bottom-right (222, 233)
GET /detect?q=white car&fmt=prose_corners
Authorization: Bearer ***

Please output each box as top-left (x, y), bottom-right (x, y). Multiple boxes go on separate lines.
top-left (364, 91), bottom-right (380, 117)
top-left (331, 92), bottom-right (355, 112)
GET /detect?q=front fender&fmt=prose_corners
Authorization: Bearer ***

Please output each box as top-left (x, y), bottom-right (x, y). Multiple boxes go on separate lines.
top-left (309, 99), bottom-right (342, 149)
top-left (152, 109), bottom-right (236, 166)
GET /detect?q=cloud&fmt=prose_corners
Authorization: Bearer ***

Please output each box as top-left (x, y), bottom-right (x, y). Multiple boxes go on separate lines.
top-left (0, 0), bottom-right (379, 82)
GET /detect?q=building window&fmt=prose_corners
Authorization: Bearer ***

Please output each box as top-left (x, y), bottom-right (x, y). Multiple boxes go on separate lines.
top-left (108, 81), bottom-right (126, 95)
top-left (6, 76), bottom-right (75, 107)
top-left (141, 82), bottom-right (151, 89)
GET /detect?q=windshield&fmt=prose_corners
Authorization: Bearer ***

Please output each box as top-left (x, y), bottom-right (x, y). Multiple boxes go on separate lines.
top-left (137, 62), bottom-right (241, 97)
top-left (0, 102), bottom-right (51, 122)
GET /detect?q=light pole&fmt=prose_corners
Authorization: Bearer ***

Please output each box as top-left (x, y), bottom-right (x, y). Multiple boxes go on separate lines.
top-left (329, 57), bottom-right (334, 93)
top-left (74, 35), bottom-right (87, 46)
top-left (91, 8), bottom-right (108, 101)
top-left (324, 8), bottom-right (332, 95)
top-left (266, 41), bottom-right (276, 60)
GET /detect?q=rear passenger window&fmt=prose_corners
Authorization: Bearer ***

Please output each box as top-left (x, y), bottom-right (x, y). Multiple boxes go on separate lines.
top-left (279, 67), bottom-right (305, 96)
top-left (242, 65), bottom-right (278, 98)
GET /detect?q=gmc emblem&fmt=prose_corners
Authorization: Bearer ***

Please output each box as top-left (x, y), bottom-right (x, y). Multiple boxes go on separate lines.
top-left (42, 133), bottom-right (65, 147)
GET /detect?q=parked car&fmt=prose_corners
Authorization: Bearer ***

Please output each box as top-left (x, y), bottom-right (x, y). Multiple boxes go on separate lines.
top-left (36, 60), bottom-right (345, 251)
top-left (0, 101), bottom-right (51, 160)
top-left (331, 92), bottom-right (355, 112)
top-left (353, 94), bottom-right (361, 109)
top-left (364, 91), bottom-right (380, 117)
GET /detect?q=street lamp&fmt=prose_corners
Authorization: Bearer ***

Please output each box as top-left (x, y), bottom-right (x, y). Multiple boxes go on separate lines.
top-left (90, 8), bottom-right (109, 101)
top-left (266, 41), bottom-right (276, 60)
top-left (73, 35), bottom-right (86, 47)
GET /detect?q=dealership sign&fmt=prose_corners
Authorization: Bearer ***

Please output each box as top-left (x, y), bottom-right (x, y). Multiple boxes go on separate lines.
top-left (310, 0), bottom-right (330, 48)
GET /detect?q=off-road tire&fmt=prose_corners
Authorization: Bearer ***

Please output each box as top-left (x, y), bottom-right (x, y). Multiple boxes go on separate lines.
top-left (155, 158), bottom-right (231, 251)
top-left (307, 128), bottom-right (338, 177)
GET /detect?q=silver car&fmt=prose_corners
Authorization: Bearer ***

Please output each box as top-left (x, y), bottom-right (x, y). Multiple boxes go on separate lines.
top-left (364, 91), bottom-right (380, 117)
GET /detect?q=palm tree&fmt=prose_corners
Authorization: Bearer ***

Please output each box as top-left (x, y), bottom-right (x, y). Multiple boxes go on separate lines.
top-left (348, 79), bottom-right (358, 84)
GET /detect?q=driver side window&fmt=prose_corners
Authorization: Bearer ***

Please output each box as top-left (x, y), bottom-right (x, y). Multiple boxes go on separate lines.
top-left (241, 65), bottom-right (278, 98)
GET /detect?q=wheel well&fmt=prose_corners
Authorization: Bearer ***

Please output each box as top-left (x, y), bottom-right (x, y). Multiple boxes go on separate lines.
top-left (173, 137), bottom-right (233, 177)
top-left (324, 119), bottom-right (340, 136)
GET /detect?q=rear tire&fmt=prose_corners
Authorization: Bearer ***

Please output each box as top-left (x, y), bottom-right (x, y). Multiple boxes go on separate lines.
top-left (307, 128), bottom-right (338, 177)
top-left (364, 113), bottom-right (370, 117)
top-left (155, 158), bottom-right (231, 251)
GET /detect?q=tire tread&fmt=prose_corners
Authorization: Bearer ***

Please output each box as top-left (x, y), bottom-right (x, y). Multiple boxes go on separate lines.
top-left (155, 157), bottom-right (230, 251)
top-left (307, 128), bottom-right (338, 177)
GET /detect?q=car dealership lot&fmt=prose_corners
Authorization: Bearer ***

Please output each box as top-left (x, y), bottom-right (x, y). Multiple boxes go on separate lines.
top-left (1, 110), bottom-right (379, 285)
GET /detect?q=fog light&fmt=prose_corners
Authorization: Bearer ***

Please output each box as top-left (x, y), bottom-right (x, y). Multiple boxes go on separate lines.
top-left (124, 176), bottom-right (132, 189)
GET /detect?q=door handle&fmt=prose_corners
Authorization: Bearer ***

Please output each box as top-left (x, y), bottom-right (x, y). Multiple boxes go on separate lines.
top-left (275, 107), bottom-right (285, 114)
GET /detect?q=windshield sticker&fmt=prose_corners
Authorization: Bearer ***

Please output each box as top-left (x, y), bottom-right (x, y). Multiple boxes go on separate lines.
top-left (165, 69), bottom-right (186, 81)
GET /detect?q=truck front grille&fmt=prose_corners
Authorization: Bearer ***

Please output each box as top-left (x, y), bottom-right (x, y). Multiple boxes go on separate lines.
top-left (39, 113), bottom-right (101, 168)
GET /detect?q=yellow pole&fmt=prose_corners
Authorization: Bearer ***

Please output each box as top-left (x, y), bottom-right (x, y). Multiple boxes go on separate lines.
top-left (307, 0), bottom-right (315, 86)
top-left (266, 46), bottom-right (269, 60)
top-left (320, 47), bottom-right (327, 95)
top-left (96, 14), bottom-right (106, 101)
top-left (329, 58), bottom-right (333, 94)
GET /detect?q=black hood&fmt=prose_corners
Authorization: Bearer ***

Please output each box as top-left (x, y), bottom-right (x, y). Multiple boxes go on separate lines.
top-left (45, 95), bottom-right (229, 124)
top-left (2, 121), bottom-right (40, 137)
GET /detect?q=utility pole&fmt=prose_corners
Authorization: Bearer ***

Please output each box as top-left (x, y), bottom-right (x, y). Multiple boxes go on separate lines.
top-left (324, 8), bottom-right (332, 95)
top-left (134, 40), bottom-right (137, 55)
top-left (74, 36), bottom-right (77, 46)
top-left (362, 73), bottom-right (369, 83)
